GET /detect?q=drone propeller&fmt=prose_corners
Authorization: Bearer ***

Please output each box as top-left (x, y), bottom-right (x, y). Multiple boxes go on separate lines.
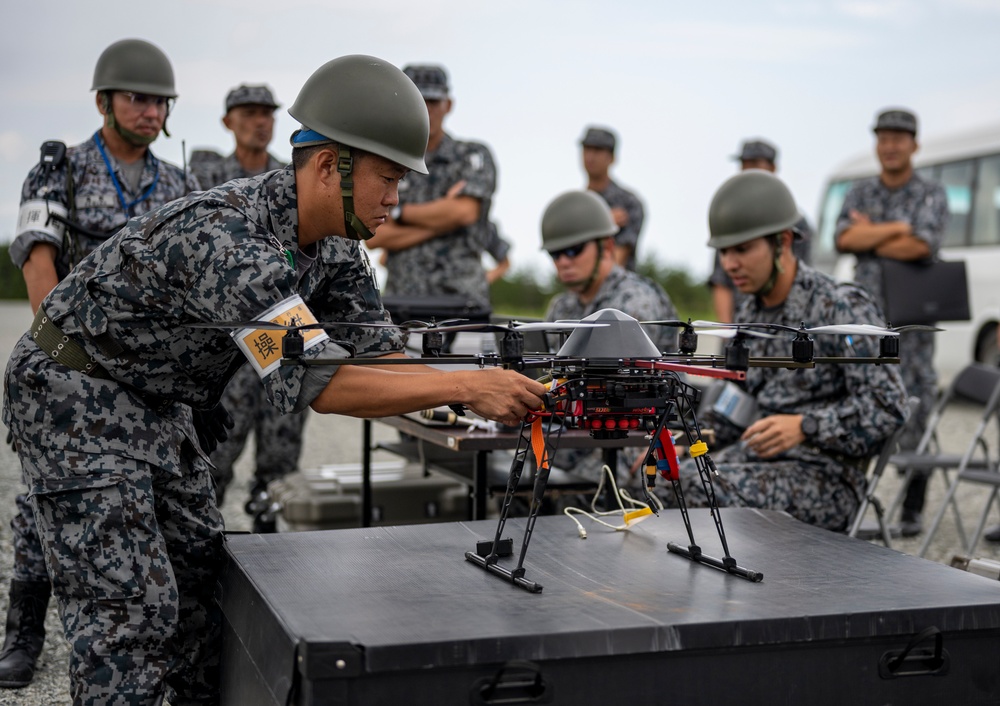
top-left (405, 320), bottom-right (610, 334)
top-left (186, 319), bottom-right (415, 332)
top-left (694, 328), bottom-right (780, 340)
top-left (690, 320), bottom-right (915, 338)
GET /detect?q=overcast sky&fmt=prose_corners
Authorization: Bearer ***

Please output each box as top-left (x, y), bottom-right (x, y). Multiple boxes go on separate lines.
top-left (2, 0), bottom-right (999, 281)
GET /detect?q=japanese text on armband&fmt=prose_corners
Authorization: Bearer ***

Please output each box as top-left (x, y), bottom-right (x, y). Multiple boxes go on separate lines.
top-left (16, 199), bottom-right (68, 239)
top-left (233, 295), bottom-right (329, 378)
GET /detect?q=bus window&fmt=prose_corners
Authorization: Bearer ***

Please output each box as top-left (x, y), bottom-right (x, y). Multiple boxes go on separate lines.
top-left (815, 179), bottom-right (853, 269)
top-left (937, 159), bottom-right (975, 247)
top-left (972, 154), bottom-right (1000, 246)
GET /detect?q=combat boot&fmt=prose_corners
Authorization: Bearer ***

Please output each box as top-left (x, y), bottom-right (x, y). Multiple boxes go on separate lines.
top-left (245, 480), bottom-right (279, 533)
top-left (0, 578), bottom-right (51, 689)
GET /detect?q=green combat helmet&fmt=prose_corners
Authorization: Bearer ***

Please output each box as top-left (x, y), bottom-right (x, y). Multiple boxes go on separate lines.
top-left (708, 170), bottom-right (802, 296)
top-left (540, 190), bottom-right (617, 253)
top-left (707, 170), bottom-right (800, 250)
top-left (91, 38), bottom-right (177, 143)
top-left (288, 54), bottom-right (429, 240)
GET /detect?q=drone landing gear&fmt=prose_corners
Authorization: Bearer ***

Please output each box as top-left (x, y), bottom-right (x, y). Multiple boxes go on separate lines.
top-left (663, 442), bottom-right (763, 583)
top-left (465, 418), bottom-right (555, 593)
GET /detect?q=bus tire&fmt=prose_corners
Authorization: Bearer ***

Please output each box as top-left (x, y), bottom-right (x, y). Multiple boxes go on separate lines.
top-left (975, 323), bottom-right (999, 367)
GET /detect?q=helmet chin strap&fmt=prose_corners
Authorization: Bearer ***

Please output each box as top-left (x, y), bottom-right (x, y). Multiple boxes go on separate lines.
top-left (336, 144), bottom-right (374, 241)
top-left (754, 235), bottom-right (784, 298)
top-left (102, 92), bottom-right (163, 147)
top-left (564, 239), bottom-right (604, 293)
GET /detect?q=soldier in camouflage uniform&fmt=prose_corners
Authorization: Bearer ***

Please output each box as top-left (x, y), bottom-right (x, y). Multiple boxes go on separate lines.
top-left (2, 55), bottom-right (545, 705)
top-left (1, 38), bottom-right (197, 691)
top-left (543, 190), bottom-right (678, 353)
top-left (580, 126), bottom-right (645, 271)
top-left (188, 84), bottom-right (284, 190)
top-left (664, 171), bottom-right (907, 531)
top-left (835, 108), bottom-right (949, 536)
top-left (190, 84), bottom-right (307, 528)
top-left (708, 139), bottom-right (813, 322)
top-left (542, 190), bottom-right (679, 483)
top-left (366, 64), bottom-right (498, 312)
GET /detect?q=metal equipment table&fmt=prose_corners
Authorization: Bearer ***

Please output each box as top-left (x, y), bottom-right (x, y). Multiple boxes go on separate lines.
top-left (361, 415), bottom-right (650, 524)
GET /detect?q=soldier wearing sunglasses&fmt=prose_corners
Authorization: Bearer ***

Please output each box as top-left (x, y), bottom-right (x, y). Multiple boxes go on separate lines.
top-left (2, 37), bottom-right (197, 690)
top-left (542, 190), bottom-right (679, 354)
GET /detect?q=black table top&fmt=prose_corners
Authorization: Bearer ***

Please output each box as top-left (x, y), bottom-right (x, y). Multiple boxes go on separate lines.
top-left (221, 509), bottom-right (1000, 676)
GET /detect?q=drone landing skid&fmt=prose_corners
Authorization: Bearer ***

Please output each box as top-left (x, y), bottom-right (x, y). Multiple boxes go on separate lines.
top-left (666, 542), bottom-right (763, 582)
top-left (465, 544), bottom-right (544, 593)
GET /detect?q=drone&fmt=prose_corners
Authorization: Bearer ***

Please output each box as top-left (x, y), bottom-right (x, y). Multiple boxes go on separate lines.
top-left (192, 307), bottom-right (922, 592)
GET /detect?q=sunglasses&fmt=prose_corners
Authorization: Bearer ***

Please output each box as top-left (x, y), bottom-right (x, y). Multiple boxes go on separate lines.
top-left (119, 91), bottom-right (174, 113)
top-left (548, 243), bottom-right (589, 261)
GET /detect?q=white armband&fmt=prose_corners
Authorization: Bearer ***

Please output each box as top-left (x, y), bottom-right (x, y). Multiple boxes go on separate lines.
top-left (15, 199), bottom-right (68, 240)
top-left (232, 295), bottom-right (330, 378)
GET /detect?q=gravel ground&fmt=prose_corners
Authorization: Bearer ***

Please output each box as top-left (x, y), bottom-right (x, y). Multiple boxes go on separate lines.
top-left (0, 301), bottom-right (997, 704)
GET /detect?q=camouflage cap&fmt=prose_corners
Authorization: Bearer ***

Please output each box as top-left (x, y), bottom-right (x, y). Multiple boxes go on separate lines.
top-left (580, 126), bottom-right (616, 151)
top-left (225, 84), bottom-right (280, 112)
top-left (402, 64), bottom-right (449, 100)
top-left (873, 108), bottom-right (918, 136)
top-left (733, 139), bottom-right (778, 164)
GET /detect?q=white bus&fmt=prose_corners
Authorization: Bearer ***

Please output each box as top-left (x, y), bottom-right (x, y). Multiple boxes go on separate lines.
top-left (813, 122), bottom-right (1000, 379)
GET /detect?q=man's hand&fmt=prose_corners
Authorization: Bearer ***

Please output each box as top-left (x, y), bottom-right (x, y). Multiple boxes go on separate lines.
top-left (445, 179), bottom-right (467, 200)
top-left (463, 368), bottom-right (546, 428)
top-left (740, 414), bottom-right (805, 459)
top-left (610, 206), bottom-right (628, 229)
top-left (848, 209), bottom-right (872, 227)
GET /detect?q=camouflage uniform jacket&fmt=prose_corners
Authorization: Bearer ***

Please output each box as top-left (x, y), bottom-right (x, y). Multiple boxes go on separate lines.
top-left (4, 166), bottom-right (403, 475)
top-left (384, 132), bottom-right (496, 308)
top-left (188, 149), bottom-right (284, 189)
top-left (593, 179), bottom-right (644, 270)
top-left (716, 262), bottom-right (908, 489)
top-left (11, 131), bottom-right (198, 280)
top-left (832, 173), bottom-right (948, 450)
top-left (833, 173), bottom-right (949, 307)
top-left (545, 265), bottom-right (680, 352)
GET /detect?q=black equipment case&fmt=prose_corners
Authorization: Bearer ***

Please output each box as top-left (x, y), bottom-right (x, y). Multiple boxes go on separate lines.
top-left (217, 509), bottom-right (1000, 705)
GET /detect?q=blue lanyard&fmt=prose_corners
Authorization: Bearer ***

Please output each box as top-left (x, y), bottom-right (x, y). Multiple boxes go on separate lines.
top-left (92, 131), bottom-right (160, 215)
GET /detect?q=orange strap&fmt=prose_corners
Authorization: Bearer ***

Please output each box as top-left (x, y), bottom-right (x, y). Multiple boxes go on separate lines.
top-left (531, 417), bottom-right (550, 471)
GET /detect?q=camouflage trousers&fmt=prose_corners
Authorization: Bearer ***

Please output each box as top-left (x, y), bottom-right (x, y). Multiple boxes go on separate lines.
top-left (21, 447), bottom-right (224, 706)
top-left (10, 492), bottom-right (49, 581)
top-left (210, 365), bottom-right (308, 502)
top-left (660, 444), bottom-right (862, 532)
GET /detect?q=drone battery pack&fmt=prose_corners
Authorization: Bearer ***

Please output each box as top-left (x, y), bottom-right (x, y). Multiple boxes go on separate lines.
top-left (269, 463), bottom-right (467, 531)
top-left (219, 510), bottom-right (1000, 706)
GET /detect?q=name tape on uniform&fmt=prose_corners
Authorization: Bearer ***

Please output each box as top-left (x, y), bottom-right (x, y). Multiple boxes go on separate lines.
top-left (233, 295), bottom-right (329, 378)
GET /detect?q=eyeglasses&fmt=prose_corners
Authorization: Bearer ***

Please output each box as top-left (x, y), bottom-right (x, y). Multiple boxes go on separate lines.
top-left (119, 91), bottom-right (174, 113)
top-left (548, 243), bottom-right (588, 261)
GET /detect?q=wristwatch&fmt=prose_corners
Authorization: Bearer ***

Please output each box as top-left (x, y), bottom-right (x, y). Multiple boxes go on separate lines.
top-left (390, 205), bottom-right (402, 222)
top-left (801, 415), bottom-right (819, 438)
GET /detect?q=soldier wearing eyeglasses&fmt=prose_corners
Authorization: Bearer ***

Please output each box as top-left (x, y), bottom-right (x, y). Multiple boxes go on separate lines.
top-left (2, 37), bottom-right (197, 690)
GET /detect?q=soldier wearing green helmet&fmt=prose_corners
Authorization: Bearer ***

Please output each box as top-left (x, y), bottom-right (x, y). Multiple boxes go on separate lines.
top-left (658, 171), bottom-right (907, 532)
top-left (3, 54), bottom-right (545, 703)
top-left (542, 189), bottom-right (678, 486)
top-left (2, 37), bottom-right (196, 690)
top-left (543, 189), bottom-right (679, 355)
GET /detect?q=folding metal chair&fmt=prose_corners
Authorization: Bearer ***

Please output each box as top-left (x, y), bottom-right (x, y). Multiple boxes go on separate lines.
top-left (914, 364), bottom-right (1000, 557)
top-left (885, 365), bottom-right (1000, 541)
top-left (848, 396), bottom-right (921, 547)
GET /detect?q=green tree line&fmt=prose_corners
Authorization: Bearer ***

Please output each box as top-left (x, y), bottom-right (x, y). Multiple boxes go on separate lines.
top-left (490, 255), bottom-right (712, 321)
top-left (0, 245), bottom-right (27, 299)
